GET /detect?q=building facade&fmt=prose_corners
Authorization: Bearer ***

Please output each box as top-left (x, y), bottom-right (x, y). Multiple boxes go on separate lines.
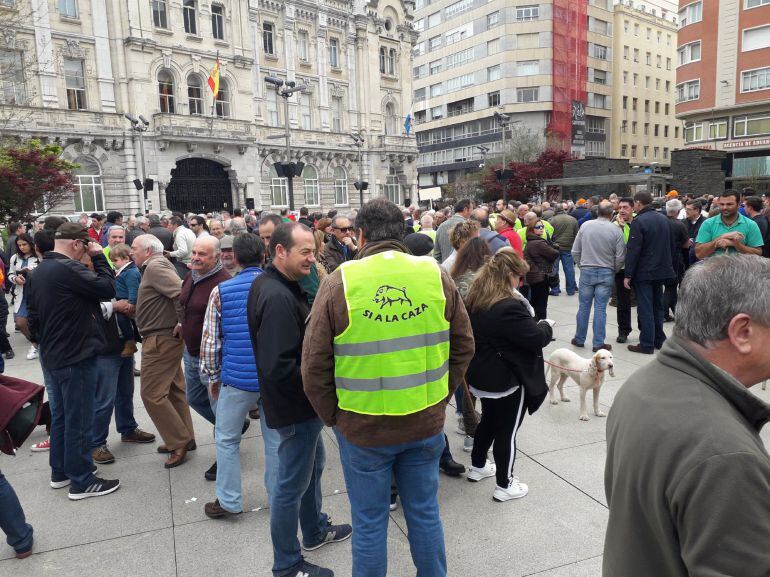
top-left (611, 1), bottom-right (681, 167)
top-left (675, 0), bottom-right (770, 187)
top-left (0, 0), bottom-right (418, 215)
top-left (411, 0), bottom-right (614, 189)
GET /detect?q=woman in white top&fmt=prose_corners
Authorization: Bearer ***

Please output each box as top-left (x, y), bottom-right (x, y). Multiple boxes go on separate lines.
top-left (8, 233), bottom-right (39, 360)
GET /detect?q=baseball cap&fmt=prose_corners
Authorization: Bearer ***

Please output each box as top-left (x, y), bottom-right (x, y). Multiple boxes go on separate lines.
top-left (220, 236), bottom-right (234, 249)
top-left (55, 222), bottom-right (90, 241)
top-left (576, 199), bottom-right (587, 206)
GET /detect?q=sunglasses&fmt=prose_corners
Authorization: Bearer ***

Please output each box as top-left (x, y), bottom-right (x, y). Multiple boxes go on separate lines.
top-left (334, 226), bottom-right (353, 233)
top-left (534, 225), bottom-right (545, 230)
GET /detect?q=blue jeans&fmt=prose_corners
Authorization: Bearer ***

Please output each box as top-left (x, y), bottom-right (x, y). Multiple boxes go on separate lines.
top-left (91, 354), bottom-right (139, 449)
top-left (552, 251), bottom-right (577, 294)
top-left (574, 267), bottom-right (615, 348)
top-left (335, 429), bottom-right (446, 577)
top-left (271, 417), bottom-right (328, 576)
top-left (215, 391), bottom-right (278, 513)
top-left (47, 358), bottom-right (98, 490)
top-left (0, 470), bottom-right (33, 555)
top-left (183, 348), bottom-right (216, 425)
top-left (635, 280), bottom-right (666, 350)
top-left (116, 355), bottom-right (139, 436)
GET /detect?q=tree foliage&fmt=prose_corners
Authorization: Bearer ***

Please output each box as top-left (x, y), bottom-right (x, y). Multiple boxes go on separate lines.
top-left (0, 140), bottom-right (77, 222)
top-left (480, 149), bottom-right (572, 203)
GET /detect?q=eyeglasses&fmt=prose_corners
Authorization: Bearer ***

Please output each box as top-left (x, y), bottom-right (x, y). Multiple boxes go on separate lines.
top-left (333, 226), bottom-right (353, 233)
top-left (534, 225), bottom-right (545, 230)
top-left (78, 239), bottom-right (89, 248)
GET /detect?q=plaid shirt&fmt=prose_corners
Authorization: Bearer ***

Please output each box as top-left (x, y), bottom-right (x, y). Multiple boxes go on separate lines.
top-left (199, 286), bottom-right (222, 385)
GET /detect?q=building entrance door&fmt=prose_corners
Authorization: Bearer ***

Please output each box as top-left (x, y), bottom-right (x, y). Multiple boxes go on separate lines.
top-left (165, 158), bottom-right (233, 213)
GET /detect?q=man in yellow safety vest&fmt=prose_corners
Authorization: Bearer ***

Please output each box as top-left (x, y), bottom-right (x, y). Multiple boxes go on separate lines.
top-left (303, 198), bottom-right (475, 577)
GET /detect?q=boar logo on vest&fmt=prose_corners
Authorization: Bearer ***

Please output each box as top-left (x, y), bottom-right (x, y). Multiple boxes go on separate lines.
top-left (364, 285), bottom-right (427, 323)
top-left (372, 285), bottom-right (412, 309)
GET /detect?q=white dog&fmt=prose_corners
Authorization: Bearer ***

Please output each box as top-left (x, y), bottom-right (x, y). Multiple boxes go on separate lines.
top-left (546, 348), bottom-right (615, 421)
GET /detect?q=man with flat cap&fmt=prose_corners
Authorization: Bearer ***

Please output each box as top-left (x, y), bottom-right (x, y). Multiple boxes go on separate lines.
top-left (27, 223), bottom-right (122, 500)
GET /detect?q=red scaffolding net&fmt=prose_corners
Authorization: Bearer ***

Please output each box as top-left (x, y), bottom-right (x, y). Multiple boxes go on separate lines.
top-left (549, 0), bottom-right (588, 151)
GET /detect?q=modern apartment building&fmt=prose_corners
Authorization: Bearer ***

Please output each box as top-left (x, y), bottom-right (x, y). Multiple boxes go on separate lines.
top-left (412, 0), bottom-right (615, 188)
top-left (611, 1), bottom-right (681, 167)
top-left (0, 0), bottom-right (417, 214)
top-left (676, 0), bottom-right (770, 182)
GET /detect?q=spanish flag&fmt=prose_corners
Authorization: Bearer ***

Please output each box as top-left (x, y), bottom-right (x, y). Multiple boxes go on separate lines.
top-left (207, 58), bottom-right (220, 96)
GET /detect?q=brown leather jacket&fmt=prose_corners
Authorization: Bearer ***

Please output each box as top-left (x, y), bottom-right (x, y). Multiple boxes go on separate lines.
top-left (302, 240), bottom-right (475, 447)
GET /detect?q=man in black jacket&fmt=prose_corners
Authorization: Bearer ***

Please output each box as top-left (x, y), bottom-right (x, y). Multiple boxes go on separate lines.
top-left (26, 223), bottom-right (121, 500)
top-left (247, 222), bottom-right (351, 577)
top-left (623, 192), bottom-right (676, 354)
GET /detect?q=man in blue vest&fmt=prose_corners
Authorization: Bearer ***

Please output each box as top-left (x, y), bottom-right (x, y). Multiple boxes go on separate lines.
top-left (200, 233), bottom-right (279, 518)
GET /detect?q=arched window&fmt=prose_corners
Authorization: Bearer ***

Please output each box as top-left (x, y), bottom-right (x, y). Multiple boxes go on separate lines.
top-left (333, 166), bottom-right (348, 206)
top-left (388, 48), bottom-right (397, 75)
top-left (187, 74), bottom-right (203, 115)
top-left (384, 102), bottom-right (397, 135)
top-left (302, 165), bottom-right (319, 206)
top-left (379, 46), bottom-right (386, 74)
top-left (215, 78), bottom-right (230, 118)
top-left (73, 157), bottom-right (105, 213)
top-left (385, 166), bottom-right (401, 205)
top-left (158, 70), bottom-right (175, 113)
top-left (269, 165), bottom-right (288, 207)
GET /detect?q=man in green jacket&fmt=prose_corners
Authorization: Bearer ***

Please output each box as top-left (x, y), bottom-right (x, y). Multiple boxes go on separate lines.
top-left (604, 254), bottom-right (770, 577)
top-left (548, 204), bottom-right (578, 295)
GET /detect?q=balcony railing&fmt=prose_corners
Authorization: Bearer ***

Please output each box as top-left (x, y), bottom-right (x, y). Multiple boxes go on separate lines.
top-left (153, 113), bottom-right (254, 140)
top-left (447, 106), bottom-right (474, 117)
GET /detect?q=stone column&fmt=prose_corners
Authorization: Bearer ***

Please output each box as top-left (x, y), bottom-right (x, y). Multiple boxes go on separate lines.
top-left (30, 0), bottom-right (58, 107)
top-left (92, 0), bottom-right (117, 112)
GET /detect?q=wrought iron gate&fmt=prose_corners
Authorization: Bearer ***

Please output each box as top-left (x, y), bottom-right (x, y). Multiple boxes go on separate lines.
top-left (165, 158), bottom-right (233, 213)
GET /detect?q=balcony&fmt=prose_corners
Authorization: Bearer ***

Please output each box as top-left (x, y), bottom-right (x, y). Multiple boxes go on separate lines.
top-left (2, 106), bottom-right (125, 134)
top-left (447, 98), bottom-right (475, 118)
top-left (152, 113), bottom-right (254, 142)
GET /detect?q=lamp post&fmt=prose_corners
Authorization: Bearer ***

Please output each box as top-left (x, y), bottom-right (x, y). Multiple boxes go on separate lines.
top-left (349, 131), bottom-right (368, 207)
top-left (265, 76), bottom-right (307, 211)
top-left (124, 113), bottom-right (150, 214)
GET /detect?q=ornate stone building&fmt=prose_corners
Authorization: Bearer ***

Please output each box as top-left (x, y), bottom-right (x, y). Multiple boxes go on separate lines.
top-left (0, 0), bottom-right (418, 214)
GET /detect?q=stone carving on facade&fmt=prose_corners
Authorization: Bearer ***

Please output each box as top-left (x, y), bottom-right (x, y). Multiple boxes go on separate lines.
top-left (238, 144), bottom-right (249, 155)
top-left (158, 140), bottom-right (169, 151)
top-left (187, 143), bottom-right (197, 153)
top-left (213, 143), bottom-right (223, 154)
top-left (62, 39), bottom-right (86, 59)
top-left (1, 29), bottom-right (16, 50)
top-left (191, 55), bottom-right (200, 74)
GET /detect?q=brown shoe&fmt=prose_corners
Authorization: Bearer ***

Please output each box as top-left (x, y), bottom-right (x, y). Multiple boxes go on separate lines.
top-left (204, 499), bottom-right (241, 519)
top-left (120, 340), bottom-right (137, 358)
top-left (164, 445), bottom-right (188, 469)
top-left (592, 344), bottom-right (612, 352)
top-left (15, 547), bottom-right (32, 560)
top-left (121, 428), bottom-right (156, 444)
top-left (627, 344), bottom-right (654, 354)
top-left (157, 439), bottom-right (196, 454)
top-left (92, 445), bottom-right (115, 465)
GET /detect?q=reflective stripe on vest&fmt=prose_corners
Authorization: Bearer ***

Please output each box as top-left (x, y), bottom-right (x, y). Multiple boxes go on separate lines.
top-left (334, 250), bottom-right (450, 416)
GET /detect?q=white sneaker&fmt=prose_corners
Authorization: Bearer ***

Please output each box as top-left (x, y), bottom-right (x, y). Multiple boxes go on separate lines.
top-left (26, 345), bottom-right (38, 360)
top-left (493, 477), bottom-right (529, 502)
top-left (463, 435), bottom-right (473, 452)
top-left (466, 460), bottom-right (496, 482)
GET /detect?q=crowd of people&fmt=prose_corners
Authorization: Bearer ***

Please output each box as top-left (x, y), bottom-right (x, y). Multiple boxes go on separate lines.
top-left (1, 187), bottom-right (769, 577)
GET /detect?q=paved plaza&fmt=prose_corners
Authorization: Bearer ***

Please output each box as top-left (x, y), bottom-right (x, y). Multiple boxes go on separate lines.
top-left (3, 290), bottom-right (769, 577)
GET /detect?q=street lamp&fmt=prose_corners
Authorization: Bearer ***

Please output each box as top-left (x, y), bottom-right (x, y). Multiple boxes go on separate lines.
top-left (475, 145), bottom-right (490, 169)
top-left (265, 76), bottom-right (308, 211)
top-left (350, 131), bottom-right (368, 207)
top-left (124, 113), bottom-right (151, 214)
top-left (493, 112), bottom-right (522, 203)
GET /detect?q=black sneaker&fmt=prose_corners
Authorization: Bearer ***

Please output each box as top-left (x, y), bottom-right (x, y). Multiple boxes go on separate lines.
top-left (389, 493), bottom-right (398, 511)
top-left (301, 520), bottom-right (353, 551)
top-left (3, 349), bottom-right (14, 360)
top-left (68, 477), bottom-right (120, 501)
top-left (204, 461), bottom-right (217, 481)
top-left (288, 560), bottom-right (334, 577)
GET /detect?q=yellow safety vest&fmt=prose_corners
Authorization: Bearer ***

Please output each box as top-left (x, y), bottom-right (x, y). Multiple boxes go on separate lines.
top-left (334, 250), bottom-right (450, 416)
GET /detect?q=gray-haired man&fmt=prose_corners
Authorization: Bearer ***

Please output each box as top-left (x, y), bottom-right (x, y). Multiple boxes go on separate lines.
top-left (604, 255), bottom-right (770, 577)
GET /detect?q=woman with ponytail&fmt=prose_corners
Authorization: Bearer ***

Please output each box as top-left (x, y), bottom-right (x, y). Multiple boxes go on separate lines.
top-left (463, 248), bottom-right (553, 502)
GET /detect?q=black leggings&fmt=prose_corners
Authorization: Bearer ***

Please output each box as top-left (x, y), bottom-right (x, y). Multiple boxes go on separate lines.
top-left (471, 387), bottom-right (526, 489)
top-left (528, 281), bottom-right (550, 321)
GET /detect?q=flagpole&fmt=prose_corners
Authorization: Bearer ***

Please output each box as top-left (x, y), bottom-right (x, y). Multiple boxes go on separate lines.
top-left (210, 51), bottom-right (219, 135)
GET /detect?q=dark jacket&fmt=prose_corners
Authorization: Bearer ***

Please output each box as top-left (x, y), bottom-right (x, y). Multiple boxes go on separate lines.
top-left (0, 375), bottom-right (45, 455)
top-left (302, 240), bottom-right (475, 448)
top-left (549, 212), bottom-right (579, 252)
top-left (624, 205), bottom-right (676, 283)
top-left (571, 206), bottom-right (588, 221)
top-left (685, 215), bottom-right (705, 240)
top-left (149, 225), bottom-right (174, 252)
top-left (247, 265), bottom-right (316, 429)
top-left (466, 297), bottom-right (552, 414)
top-left (322, 237), bottom-right (356, 272)
top-left (27, 252), bottom-right (115, 370)
top-left (604, 336), bottom-right (770, 577)
top-left (180, 266), bottom-right (231, 357)
top-left (667, 218), bottom-right (690, 276)
top-left (524, 235), bottom-right (560, 285)
top-left (752, 214), bottom-right (770, 258)
top-left (125, 228), bottom-right (145, 246)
